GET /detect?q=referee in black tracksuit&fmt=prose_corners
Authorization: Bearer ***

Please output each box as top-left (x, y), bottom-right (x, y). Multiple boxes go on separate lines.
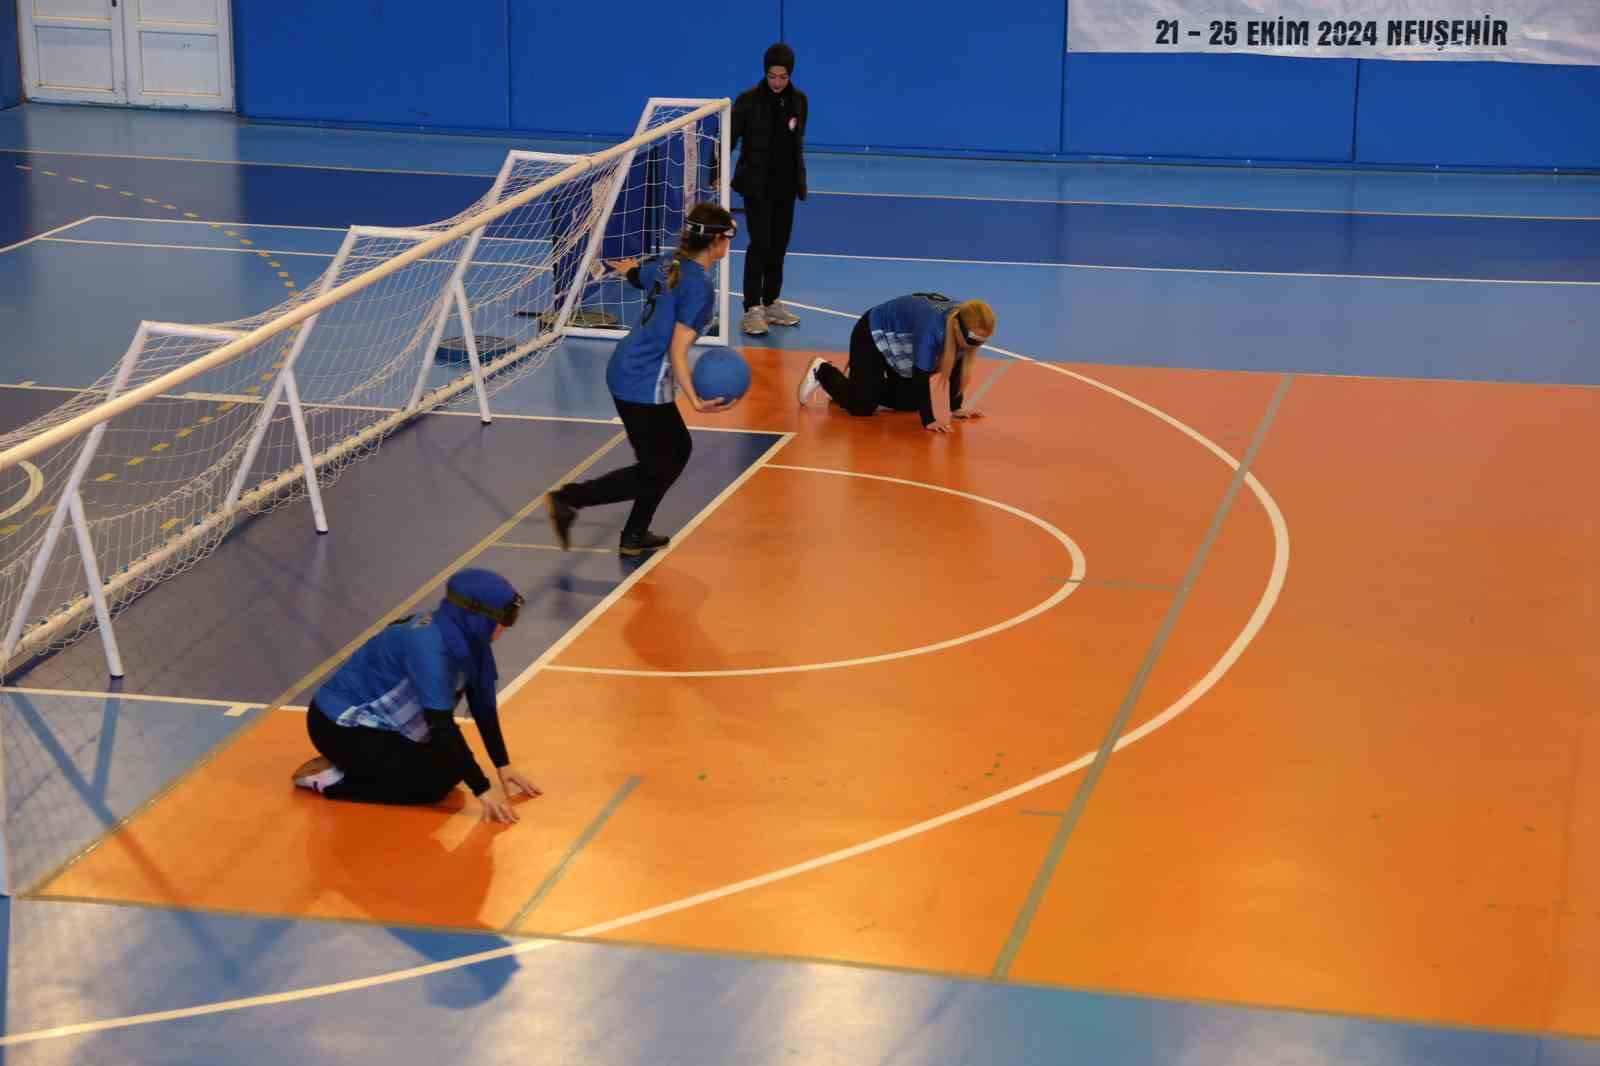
top-left (731, 42), bottom-right (808, 337)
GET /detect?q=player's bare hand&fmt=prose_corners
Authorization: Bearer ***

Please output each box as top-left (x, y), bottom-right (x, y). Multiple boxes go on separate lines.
top-left (476, 787), bottom-right (519, 824)
top-left (604, 257), bottom-right (639, 276)
top-left (924, 419), bottom-right (954, 434)
top-left (499, 766), bottom-right (543, 799)
top-left (693, 395), bottom-right (738, 413)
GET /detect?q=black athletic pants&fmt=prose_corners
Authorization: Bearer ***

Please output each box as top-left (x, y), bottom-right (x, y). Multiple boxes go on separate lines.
top-left (816, 313), bottom-right (965, 420)
top-left (307, 703), bottom-right (470, 806)
top-left (558, 396), bottom-right (692, 534)
top-left (741, 190), bottom-right (797, 310)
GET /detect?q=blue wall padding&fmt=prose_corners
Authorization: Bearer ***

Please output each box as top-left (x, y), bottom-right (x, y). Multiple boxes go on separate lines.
top-left (787, 0), bottom-right (1067, 153)
top-left (1064, 53), bottom-right (1358, 161)
top-left (508, 1), bottom-right (777, 139)
top-left (225, 1), bottom-right (1598, 170)
top-left (1354, 59), bottom-right (1600, 169)
top-left (234, 0), bottom-right (511, 129)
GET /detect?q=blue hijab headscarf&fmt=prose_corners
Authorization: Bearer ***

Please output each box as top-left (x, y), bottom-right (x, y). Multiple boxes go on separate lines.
top-left (433, 568), bottom-right (521, 709)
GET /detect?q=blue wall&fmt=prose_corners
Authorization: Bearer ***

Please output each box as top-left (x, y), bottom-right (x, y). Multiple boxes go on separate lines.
top-left (1064, 54), bottom-right (1357, 161)
top-left (1, 0), bottom-right (21, 111)
top-left (790, 1), bottom-right (1065, 153)
top-left (231, 0), bottom-right (1600, 170)
top-left (509, 2), bottom-right (777, 137)
top-left (1355, 60), bottom-right (1600, 168)
top-left (234, 2), bottom-right (510, 129)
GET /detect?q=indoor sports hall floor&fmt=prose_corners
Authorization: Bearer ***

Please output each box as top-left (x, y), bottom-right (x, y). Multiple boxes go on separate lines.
top-left (1, 103), bottom-right (1598, 1065)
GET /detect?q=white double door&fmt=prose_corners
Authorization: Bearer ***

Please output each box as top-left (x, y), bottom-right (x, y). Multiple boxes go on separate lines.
top-left (18, 0), bottom-right (234, 110)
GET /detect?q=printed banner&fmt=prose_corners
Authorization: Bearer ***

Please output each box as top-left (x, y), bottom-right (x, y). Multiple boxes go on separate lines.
top-left (1067, 2), bottom-right (1600, 64)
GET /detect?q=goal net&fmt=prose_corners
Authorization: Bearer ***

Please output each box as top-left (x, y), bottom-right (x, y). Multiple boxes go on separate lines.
top-left (0, 97), bottom-right (728, 895)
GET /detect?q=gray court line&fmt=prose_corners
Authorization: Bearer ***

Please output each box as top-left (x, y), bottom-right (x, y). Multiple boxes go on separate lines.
top-left (965, 359), bottom-right (1015, 409)
top-left (503, 775), bottom-right (642, 934)
top-left (1019, 809), bottom-right (1069, 818)
top-left (990, 372), bottom-right (1293, 980)
top-left (1060, 576), bottom-right (1180, 593)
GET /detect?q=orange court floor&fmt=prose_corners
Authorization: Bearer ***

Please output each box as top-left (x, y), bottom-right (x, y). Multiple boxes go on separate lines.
top-left (35, 345), bottom-right (1600, 1040)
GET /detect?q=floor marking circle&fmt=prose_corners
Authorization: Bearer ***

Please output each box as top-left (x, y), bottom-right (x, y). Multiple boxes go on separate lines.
top-left (546, 463), bottom-right (1087, 677)
top-left (0, 300), bottom-right (1291, 1050)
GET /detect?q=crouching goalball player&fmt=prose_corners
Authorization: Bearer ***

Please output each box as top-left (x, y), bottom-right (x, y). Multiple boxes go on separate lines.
top-left (291, 568), bottom-right (542, 824)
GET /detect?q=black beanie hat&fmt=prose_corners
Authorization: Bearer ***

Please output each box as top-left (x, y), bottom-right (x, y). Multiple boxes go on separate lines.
top-left (763, 42), bottom-right (795, 74)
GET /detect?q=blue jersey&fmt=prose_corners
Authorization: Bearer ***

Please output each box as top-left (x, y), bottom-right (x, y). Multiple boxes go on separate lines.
top-left (313, 614), bottom-right (463, 742)
top-left (606, 258), bottom-right (715, 405)
top-left (867, 293), bottom-right (959, 378)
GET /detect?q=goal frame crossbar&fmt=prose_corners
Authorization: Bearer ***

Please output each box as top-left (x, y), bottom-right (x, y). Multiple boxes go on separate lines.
top-left (0, 97), bottom-right (728, 679)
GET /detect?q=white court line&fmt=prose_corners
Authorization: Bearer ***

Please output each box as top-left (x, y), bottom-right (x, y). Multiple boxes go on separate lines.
top-left (39, 236), bottom-right (548, 273)
top-left (0, 304), bottom-right (1291, 1050)
top-left (85, 215), bottom-right (553, 243)
top-left (0, 685), bottom-right (259, 711)
top-left (10, 148), bottom-right (1595, 219)
top-left (760, 248), bottom-right (1600, 286)
top-left (808, 187), bottom-right (1600, 222)
top-left (498, 432), bottom-right (796, 701)
top-left (545, 464), bottom-right (1086, 677)
top-left (55, 215), bottom-right (1599, 285)
top-left (2, 146), bottom-right (565, 179)
top-left (0, 215), bottom-right (101, 257)
top-left (76, 214), bottom-right (349, 234)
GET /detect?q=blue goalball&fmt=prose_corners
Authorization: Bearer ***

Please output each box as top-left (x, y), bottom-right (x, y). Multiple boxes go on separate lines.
top-left (691, 350), bottom-right (752, 403)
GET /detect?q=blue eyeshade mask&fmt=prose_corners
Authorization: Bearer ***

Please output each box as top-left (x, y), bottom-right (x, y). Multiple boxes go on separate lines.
top-left (433, 568), bottom-right (522, 701)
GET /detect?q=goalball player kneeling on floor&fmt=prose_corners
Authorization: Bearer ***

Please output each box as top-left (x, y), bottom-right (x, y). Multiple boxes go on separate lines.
top-left (798, 293), bottom-right (996, 433)
top-left (292, 568), bottom-right (542, 824)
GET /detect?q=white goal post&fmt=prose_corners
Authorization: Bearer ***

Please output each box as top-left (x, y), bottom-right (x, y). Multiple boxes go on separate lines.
top-left (0, 96), bottom-right (731, 694)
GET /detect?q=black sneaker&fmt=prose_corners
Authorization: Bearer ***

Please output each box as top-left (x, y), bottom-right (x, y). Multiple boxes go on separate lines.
top-left (619, 529), bottom-right (670, 556)
top-left (547, 490), bottom-right (577, 550)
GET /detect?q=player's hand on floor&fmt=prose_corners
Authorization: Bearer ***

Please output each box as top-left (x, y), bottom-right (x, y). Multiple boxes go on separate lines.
top-left (499, 765), bottom-right (544, 799)
top-left (477, 786), bottom-right (519, 824)
top-left (925, 419), bottom-right (954, 433)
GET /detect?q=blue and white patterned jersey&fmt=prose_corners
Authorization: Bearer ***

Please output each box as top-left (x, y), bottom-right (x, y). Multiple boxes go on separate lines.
top-left (313, 614), bottom-right (463, 742)
top-left (606, 258), bottom-right (715, 405)
top-left (867, 293), bottom-right (959, 378)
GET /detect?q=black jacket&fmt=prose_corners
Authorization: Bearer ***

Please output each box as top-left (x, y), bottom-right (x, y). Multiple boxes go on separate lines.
top-left (730, 80), bottom-right (808, 201)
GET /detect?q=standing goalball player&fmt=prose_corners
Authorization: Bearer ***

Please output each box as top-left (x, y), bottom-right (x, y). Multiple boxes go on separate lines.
top-left (546, 203), bottom-right (743, 556)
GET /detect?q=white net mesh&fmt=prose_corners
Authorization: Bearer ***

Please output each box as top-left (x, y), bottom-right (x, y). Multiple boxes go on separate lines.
top-left (0, 99), bottom-right (727, 896)
top-left (0, 100), bottom-right (726, 710)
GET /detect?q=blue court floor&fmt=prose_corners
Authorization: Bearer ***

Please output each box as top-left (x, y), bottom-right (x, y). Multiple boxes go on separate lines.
top-left (1, 102), bottom-right (1598, 1065)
